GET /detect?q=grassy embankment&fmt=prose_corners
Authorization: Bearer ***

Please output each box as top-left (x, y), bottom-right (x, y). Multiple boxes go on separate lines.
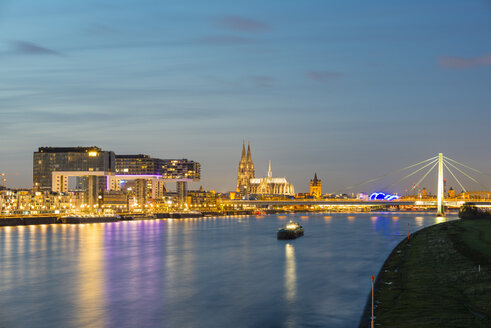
top-left (359, 219), bottom-right (491, 327)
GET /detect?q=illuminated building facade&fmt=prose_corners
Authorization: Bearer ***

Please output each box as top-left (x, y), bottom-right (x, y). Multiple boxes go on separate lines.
top-left (236, 143), bottom-right (294, 196)
top-left (249, 161), bottom-right (295, 196)
top-left (33, 147), bottom-right (115, 192)
top-left (115, 155), bottom-right (200, 206)
top-left (161, 159), bottom-right (201, 180)
top-left (115, 154), bottom-right (161, 175)
top-left (32, 147), bottom-right (200, 211)
top-left (187, 187), bottom-right (218, 209)
top-left (310, 173), bottom-right (322, 198)
top-left (0, 189), bottom-right (72, 215)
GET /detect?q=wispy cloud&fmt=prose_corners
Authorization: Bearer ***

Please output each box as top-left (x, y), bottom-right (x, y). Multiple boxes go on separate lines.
top-left (215, 15), bottom-right (270, 33)
top-left (439, 53), bottom-right (491, 69)
top-left (195, 35), bottom-right (255, 45)
top-left (307, 71), bottom-right (342, 82)
top-left (11, 41), bottom-right (62, 56)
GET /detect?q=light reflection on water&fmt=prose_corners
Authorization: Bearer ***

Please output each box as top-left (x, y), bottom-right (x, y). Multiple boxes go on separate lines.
top-left (76, 225), bottom-right (106, 327)
top-left (0, 213), bottom-right (457, 328)
top-left (285, 243), bottom-right (296, 303)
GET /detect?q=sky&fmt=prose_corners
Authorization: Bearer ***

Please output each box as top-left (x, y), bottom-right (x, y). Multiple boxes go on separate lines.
top-left (1, 0), bottom-right (491, 193)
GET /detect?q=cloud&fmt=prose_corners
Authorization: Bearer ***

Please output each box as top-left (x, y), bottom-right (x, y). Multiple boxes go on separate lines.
top-left (11, 41), bottom-right (62, 56)
top-left (307, 71), bottom-right (342, 82)
top-left (251, 76), bottom-right (275, 88)
top-left (439, 53), bottom-right (491, 69)
top-left (195, 35), bottom-right (255, 45)
top-left (215, 16), bottom-right (270, 33)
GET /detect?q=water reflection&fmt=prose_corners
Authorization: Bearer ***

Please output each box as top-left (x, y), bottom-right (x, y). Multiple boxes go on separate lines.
top-left (285, 243), bottom-right (296, 303)
top-left (76, 225), bottom-right (106, 327)
top-left (0, 213), bottom-right (459, 328)
top-left (435, 216), bottom-right (446, 224)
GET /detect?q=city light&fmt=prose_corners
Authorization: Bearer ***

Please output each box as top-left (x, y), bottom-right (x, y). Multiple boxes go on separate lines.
top-left (369, 192), bottom-right (400, 201)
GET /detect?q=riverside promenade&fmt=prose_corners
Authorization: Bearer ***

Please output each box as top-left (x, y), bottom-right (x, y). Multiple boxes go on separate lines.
top-left (0, 213), bottom-right (204, 226)
top-left (359, 219), bottom-right (491, 327)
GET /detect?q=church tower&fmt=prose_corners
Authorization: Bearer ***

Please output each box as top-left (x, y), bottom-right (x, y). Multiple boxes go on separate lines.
top-left (310, 173), bottom-right (322, 198)
top-left (246, 142), bottom-right (255, 180)
top-left (237, 141), bottom-right (255, 194)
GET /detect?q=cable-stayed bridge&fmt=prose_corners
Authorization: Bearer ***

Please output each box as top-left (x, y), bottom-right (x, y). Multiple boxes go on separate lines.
top-left (226, 153), bottom-right (491, 215)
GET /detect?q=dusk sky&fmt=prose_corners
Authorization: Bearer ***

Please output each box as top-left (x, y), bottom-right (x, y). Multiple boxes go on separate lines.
top-left (1, 0), bottom-right (491, 193)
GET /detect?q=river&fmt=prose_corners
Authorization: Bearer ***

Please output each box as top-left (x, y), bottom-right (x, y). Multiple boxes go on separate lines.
top-left (0, 213), bottom-right (455, 328)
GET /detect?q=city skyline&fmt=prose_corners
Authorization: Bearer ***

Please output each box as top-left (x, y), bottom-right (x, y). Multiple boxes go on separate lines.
top-left (3, 143), bottom-right (491, 196)
top-left (1, 1), bottom-right (491, 192)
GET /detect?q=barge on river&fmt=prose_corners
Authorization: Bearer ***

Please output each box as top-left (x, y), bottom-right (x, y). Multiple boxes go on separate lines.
top-left (277, 221), bottom-right (304, 240)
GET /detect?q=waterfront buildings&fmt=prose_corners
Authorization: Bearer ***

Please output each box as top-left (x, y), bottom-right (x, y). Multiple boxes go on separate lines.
top-left (0, 189), bottom-right (72, 215)
top-left (114, 155), bottom-right (200, 205)
top-left (236, 142), bottom-right (295, 197)
top-left (31, 146), bottom-right (200, 212)
top-left (310, 173), bottom-right (322, 198)
top-left (33, 146), bottom-right (115, 192)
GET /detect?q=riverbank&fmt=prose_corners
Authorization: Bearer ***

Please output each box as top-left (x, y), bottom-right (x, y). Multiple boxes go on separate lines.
top-left (359, 219), bottom-right (491, 327)
top-left (0, 213), bottom-right (204, 226)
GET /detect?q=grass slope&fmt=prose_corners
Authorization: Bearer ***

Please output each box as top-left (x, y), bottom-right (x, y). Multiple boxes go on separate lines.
top-left (359, 219), bottom-right (491, 327)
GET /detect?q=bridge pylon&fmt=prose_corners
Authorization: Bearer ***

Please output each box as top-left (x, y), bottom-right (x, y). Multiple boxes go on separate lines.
top-left (437, 153), bottom-right (444, 216)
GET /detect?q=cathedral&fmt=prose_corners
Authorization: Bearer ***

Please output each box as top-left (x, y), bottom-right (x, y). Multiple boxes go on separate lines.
top-left (236, 142), bottom-right (255, 194)
top-left (236, 142), bottom-right (295, 196)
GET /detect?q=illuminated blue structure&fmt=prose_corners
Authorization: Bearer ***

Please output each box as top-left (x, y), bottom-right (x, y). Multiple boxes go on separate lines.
top-left (369, 192), bottom-right (399, 201)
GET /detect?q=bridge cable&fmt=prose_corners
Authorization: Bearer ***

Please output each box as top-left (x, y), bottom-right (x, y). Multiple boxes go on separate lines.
top-left (409, 161), bottom-right (439, 193)
top-left (338, 156), bottom-right (438, 192)
top-left (443, 162), bottom-right (467, 193)
top-left (381, 158), bottom-right (439, 191)
top-left (444, 156), bottom-right (491, 179)
top-left (444, 160), bottom-right (489, 190)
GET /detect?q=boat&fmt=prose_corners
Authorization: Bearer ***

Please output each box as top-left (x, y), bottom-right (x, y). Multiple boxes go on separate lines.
top-left (277, 221), bottom-right (304, 240)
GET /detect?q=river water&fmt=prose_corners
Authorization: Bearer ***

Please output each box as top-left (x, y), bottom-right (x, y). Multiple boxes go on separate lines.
top-left (0, 213), bottom-right (455, 328)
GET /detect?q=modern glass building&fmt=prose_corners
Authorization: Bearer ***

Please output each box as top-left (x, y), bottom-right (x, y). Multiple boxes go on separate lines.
top-left (161, 159), bottom-right (200, 180)
top-left (115, 155), bottom-right (161, 176)
top-left (33, 147), bottom-right (115, 191)
top-left (33, 147), bottom-right (200, 209)
top-left (116, 155), bottom-right (200, 180)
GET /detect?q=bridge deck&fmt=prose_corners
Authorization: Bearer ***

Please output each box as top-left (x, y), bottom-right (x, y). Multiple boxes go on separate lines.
top-left (224, 200), bottom-right (491, 206)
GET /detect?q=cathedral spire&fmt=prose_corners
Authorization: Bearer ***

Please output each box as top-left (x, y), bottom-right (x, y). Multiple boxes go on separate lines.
top-left (246, 142), bottom-right (252, 163)
top-left (268, 160), bottom-right (272, 178)
top-left (240, 141), bottom-right (246, 162)
top-left (237, 141), bottom-right (254, 194)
